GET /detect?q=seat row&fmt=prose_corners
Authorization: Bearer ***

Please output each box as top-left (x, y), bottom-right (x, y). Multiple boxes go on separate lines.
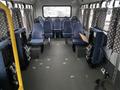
top-left (29, 16), bottom-right (88, 53)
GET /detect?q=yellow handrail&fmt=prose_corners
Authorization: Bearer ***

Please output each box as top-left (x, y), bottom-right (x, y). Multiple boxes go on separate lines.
top-left (0, 3), bottom-right (24, 90)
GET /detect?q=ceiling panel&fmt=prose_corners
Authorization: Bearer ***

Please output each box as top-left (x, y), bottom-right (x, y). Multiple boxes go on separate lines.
top-left (13, 0), bottom-right (36, 4)
top-left (13, 0), bottom-right (103, 5)
top-left (79, 0), bottom-right (103, 4)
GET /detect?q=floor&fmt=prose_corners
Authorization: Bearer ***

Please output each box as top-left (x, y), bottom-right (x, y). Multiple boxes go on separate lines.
top-left (22, 39), bottom-right (114, 90)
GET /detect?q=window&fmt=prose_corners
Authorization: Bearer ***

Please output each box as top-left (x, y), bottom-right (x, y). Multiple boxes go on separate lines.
top-left (103, 0), bottom-right (113, 31)
top-left (7, 1), bottom-right (13, 8)
top-left (86, 5), bottom-right (88, 8)
top-left (92, 4), bottom-right (96, 8)
top-left (81, 9), bottom-right (84, 23)
top-left (15, 3), bottom-right (18, 8)
top-left (96, 3), bottom-right (100, 8)
top-left (21, 4), bottom-right (24, 9)
top-left (30, 5), bottom-right (33, 9)
top-left (90, 4), bottom-right (93, 8)
top-left (43, 6), bottom-right (71, 17)
top-left (0, 0), bottom-right (6, 6)
top-left (89, 9), bottom-right (94, 28)
top-left (114, 0), bottom-right (120, 7)
top-left (101, 1), bottom-right (106, 8)
top-left (104, 9), bottom-right (112, 31)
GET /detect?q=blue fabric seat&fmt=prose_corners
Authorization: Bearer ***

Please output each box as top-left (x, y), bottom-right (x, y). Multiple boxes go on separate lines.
top-left (30, 21), bottom-right (44, 53)
top-left (44, 19), bottom-right (53, 38)
top-left (63, 18), bottom-right (72, 38)
top-left (71, 19), bottom-right (87, 52)
top-left (71, 16), bottom-right (79, 22)
top-left (31, 22), bottom-right (44, 39)
top-left (30, 39), bottom-right (44, 46)
top-left (53, 18), bottom-right (61, 31)
top-left (30, 23), bottom-right (44, 42)
top-left (72, 21), bottom-right (84, 38)
top-left (61, 19), bottom-right (65, 30)
top-left (53, 18), bottom-right (62, 38)
top-left (72, 39), bottom-right (88, 46)
top-left (37, 16), bottom-right (44, 27)
top-left (61, 17), bottom-right (68, 30)
top-left (91, 29), bottom-right (107, 65)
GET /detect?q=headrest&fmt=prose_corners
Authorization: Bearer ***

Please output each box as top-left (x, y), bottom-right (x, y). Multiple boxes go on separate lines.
top-left (71, 16), bottom-right (78, 21)
top-left (45, 17), bottom-right (51, 21)
top-left (34, 18), bottom-right (40, 23)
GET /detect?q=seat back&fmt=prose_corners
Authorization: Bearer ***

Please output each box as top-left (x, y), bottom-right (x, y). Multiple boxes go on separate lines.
top-left (61, 17), bottom-right (69, 30)
top-left (45, 17), bottom-right (53, 29)
top-left (34, 18), bottom-right (44, 32)
top-left (63, 18), bottom-right (72, 33)
top-left (44, 19), bottom-right (52, 33)
top-left (71, 16), bottom-right (81, 29)
top-left (37, 16), bottom-right (44, 27)
top-left (72, 21), bottom-right (84, 38)
top-left (71, 16), bottom-right (79, 22)
top-left (53, 18), bottom-right (61, 30)
top-left (32, 23), bottom-right (44, 39)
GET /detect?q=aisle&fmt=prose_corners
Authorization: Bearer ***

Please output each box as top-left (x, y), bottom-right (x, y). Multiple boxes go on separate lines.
top-left (22, 39), bottom-right (113, 90)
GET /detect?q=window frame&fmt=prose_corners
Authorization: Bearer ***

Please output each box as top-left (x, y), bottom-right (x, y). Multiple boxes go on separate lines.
top-left (42, 5), bottom-right (72, 18)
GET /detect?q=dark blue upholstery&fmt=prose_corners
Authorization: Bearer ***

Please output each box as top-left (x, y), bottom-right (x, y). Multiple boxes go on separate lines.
top-left (61, 17), bottom-right (68, 30)
top-left (91, 30), bottom-right (107, 64)
top-left (53, 18), bottom-right (61, 31)
top-left (32, 23), bottom-right (44, 39)
top-left (53, 18), bottom-right (62, 38)
top-left (30, 23), bottom-right (44, 46)
top-left (72, 18), bottom-right (86, 46)
top-left (30, 39), bottom-right (44, 46)
top-left (72, 22), bottom-right (84, 39)
top-left (71, 16), bottom-right (80, 28)
top-left (61, 19), bottom-right (65, 30)
top-left (37, 16), bottom-right (44, 27)
top-left (44, 19), bottom-right (53, 38)
top-left (63, 18), bottom-right (72, 38)
top-left (72, 39), bottom-right (88, 46)
top-left (71, 16), bottom-right (80, 23)
top-left (45, 17), bottom-right (53, 30)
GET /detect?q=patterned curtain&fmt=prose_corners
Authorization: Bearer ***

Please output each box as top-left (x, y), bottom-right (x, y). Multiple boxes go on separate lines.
top-left (83, 9), bottom-right (90, 30)
top-left (11, 8), bottom-right (23, 29)
top-left (107, 8), bottom-right (120, 50)
top-left (0, 9), bottom-right (9, 40)
top-left (113, 18), bottom-right (120, 54)
top-left (79, 9), bottom-right (82, 23)
top-left (92, 8), bottom-right (107, 29)
top-left (24, 9), bottom-right (34, 33)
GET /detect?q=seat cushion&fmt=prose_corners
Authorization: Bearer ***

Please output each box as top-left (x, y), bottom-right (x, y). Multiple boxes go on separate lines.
top-left (30, 39), bottom-right (44, 46)
top-left (44, 33), bottom-right (53, 38)
top-left (63, 33), bottom-right (72, 38)
top-left (72, 39), bottom-right (88, 46)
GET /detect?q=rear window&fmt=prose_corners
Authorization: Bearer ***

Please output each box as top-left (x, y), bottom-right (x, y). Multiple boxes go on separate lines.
top-left (42, 6), bottom-right (72, 17)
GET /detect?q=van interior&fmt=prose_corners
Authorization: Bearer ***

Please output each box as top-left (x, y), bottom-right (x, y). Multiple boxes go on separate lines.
top-left (0, 0), bottom-right (120, 90)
